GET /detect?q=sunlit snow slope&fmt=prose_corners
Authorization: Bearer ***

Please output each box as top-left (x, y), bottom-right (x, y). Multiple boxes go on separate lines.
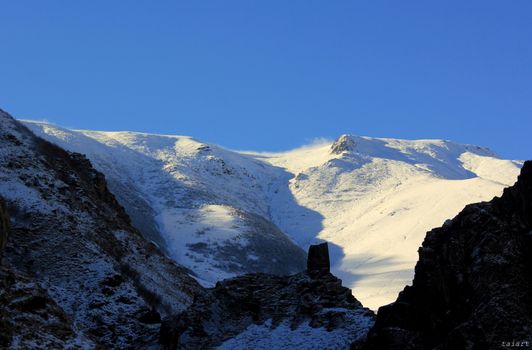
top-left (247, 135), bottom-right (521, 309)
top-left (25, 122), bottom-right (521, 309)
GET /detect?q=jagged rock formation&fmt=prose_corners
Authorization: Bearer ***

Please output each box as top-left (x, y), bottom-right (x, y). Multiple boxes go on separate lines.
top-left (0, 109), bottom-right (204, 348)
top-left (330, 134), bottom-right (356, 154)
top-left (160, 243), bottom-right (375, 349)
top-left (362, 161), bottom-right (532, 349)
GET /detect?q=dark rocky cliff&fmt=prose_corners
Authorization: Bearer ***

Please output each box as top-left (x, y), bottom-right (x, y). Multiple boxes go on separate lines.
top-left (0, 196), bottom-right (8, 257)
top-left (1, 194), bottom-right (82, 347)
top-left (363, 161), bottom-right (532, 349)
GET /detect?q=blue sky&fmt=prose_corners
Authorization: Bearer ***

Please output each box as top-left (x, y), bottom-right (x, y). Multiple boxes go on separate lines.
top-left (1, 1), bottom-right (531, 159)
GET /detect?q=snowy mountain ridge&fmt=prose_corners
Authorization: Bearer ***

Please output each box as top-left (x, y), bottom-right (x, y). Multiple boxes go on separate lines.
top-left (23, 120), bottom-right (522, 309)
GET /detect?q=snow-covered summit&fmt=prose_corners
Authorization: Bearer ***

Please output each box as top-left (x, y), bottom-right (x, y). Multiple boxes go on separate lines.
top-left (23, 120), bottom-right (522, 309)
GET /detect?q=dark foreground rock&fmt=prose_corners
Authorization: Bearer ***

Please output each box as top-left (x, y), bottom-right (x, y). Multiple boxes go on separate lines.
top-left (0, 265), bottom-right (83, 348)
top-left (1, 194), bottom-right (81, 348)
top-left (307, 242), bottom-right (330, 273)
top-left (363, 161), bottom-right (532, 350)
top-left (161, 243), bottom-right (375, 349)
top-left (0, 197), bottom-right (8, 257)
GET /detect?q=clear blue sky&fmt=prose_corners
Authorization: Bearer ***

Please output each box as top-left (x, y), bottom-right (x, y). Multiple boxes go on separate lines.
top-left (1, 1), bottom-right (531, 159)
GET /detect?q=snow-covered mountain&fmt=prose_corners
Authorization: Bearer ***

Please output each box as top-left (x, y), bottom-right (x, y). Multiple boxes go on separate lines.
top-left (24, 121), bottom-right (522, 310)
top-left (247, 135), bottom-right (522, 309)
top-left (23, 121), bottom-right (307, 286)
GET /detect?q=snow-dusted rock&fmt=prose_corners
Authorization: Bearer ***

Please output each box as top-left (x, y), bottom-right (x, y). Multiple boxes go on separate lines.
top-left (330, 134), bottom-right (356, 154)
top-left (160, 243), bottom-right (375, 350)
top-left (0, 264), bottom-right (93, 349)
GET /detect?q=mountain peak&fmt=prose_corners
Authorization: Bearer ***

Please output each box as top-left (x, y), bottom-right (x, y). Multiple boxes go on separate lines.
top-left (330, 134), bottom-right (356, 154)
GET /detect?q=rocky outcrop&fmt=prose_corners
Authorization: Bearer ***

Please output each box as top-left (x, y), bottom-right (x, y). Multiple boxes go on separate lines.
top-left (363, 161), bottom-right (532, 349)
top-left (0, 265), bottom-right (88, 348)
top-left (0, 109), bottom-right (204, 348)
top-left (307, 242), bottom-right (330, 273)
top-left (1, 192), bottom-right (82, 348)
top-left (0, 196), bottom-right (8, 258)
top-left (331, 134), bottom-right (356, 154)
top-left (160, 243), bottom-right (375, 349)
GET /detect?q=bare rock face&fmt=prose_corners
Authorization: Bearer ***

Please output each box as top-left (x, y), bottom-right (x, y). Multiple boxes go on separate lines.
top-left (362, 161), bottom-right (532, 350)
top-left (331, 134), bottom-right (356, 155)
top-left (0, 197), bottom-right (8, 258)
top-left (0, 265), bottom-right (87, 348)
top-left (307, 242), bottom-right (330, 273)
top-left (1, 197), bottom-right (82, 348)
top-left (160, 243), bottom-right (375, 349)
